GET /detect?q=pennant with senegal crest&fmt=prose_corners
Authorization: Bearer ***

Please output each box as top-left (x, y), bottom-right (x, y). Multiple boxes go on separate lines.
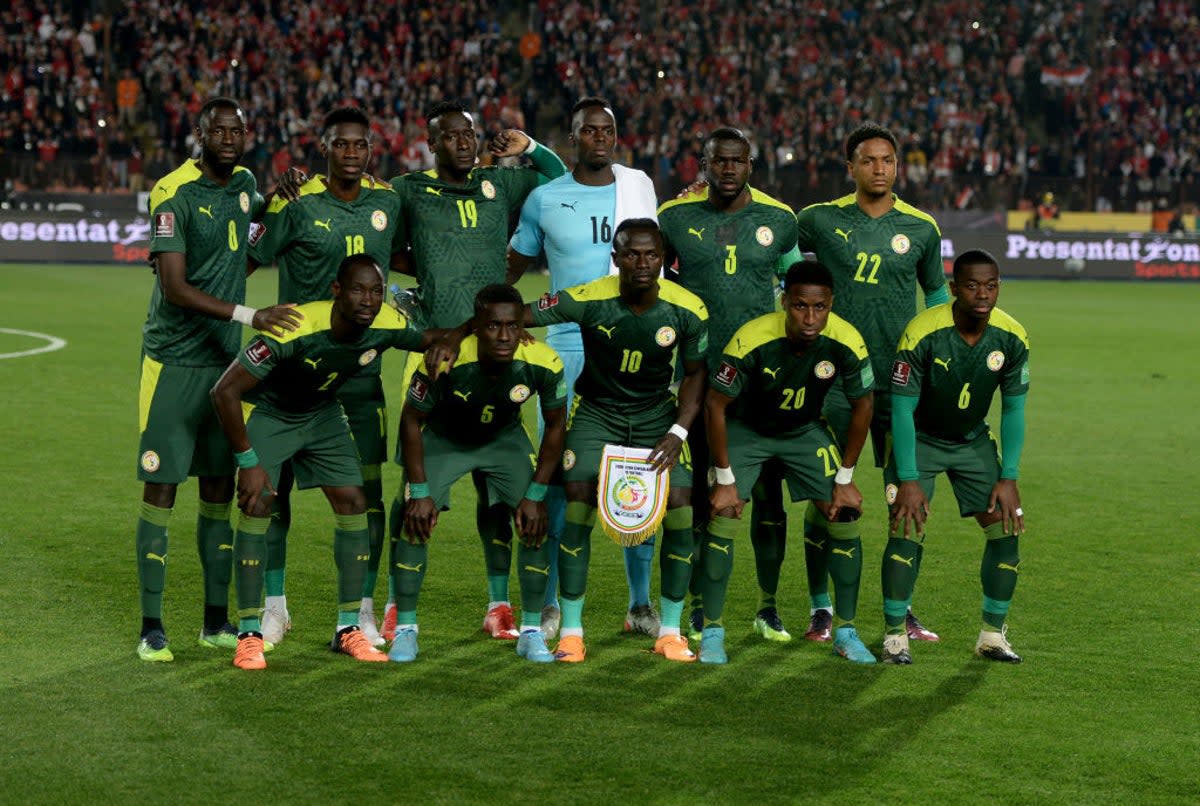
top-left (597, 445), bottom-right (669, 547)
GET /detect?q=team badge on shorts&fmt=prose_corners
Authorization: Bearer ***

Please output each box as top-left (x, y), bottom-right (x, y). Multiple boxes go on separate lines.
top-left (885, 483), bottom-right (898, 505)
top-left (239, 192), bottom-right (251, 214)
top-left (891, 233), bottom-right (910, 254)
top-left (359, 349), bottom-right (378, 366)
top-left (509, 384), bottom-right (531, 403)
top-left (141, 450), bottom-right (161, 473)
top-left (371, 210), bottom-right (388, 231)
top-left (987, 351), bottom-right (1005, 371)
top-left (481, 180), bottom-right (496, 199)
top-left (562, 449), bottom-right (576, 470)
top-left (154, 212), bottom-right (175, 238)
top-left (756, 226), bottom-right (774, 246)
top-left (655, 326), bottom-right (676, 347)
top-left (814, 360), bottom-right (835, 379)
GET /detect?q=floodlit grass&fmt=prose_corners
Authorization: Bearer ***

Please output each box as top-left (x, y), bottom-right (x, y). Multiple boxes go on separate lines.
top-left (0, 264), bottom-right (1196, 804)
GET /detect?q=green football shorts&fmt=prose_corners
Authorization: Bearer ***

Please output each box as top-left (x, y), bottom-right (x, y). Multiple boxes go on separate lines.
top-left (337, 374), bottom-right (388, 466)
top-left (405, 422), bottom-right (536, 511)
top-left (883, 429), bottom-right (1002, 517)
top-left (563, 398), bottom-right (692, 490)
top-left (726, 419), bottom-right (842, 503)
top-left (137, 357), bottom-right (232, 483)
top-left (823, 382), bottom-right (891, 468)
top-left (246, 403), bottom-right (364, 490)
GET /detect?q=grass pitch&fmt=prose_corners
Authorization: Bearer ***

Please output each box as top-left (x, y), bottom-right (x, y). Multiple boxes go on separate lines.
top-left (0, 263), bottom-right (1196, 804)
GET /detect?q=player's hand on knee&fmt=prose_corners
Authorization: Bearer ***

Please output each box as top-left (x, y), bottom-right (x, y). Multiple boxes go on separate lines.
top-left (709, 483), bottom-right (744, 519)
top-left (253, 303), bottom-right (303, 335)
top-left (890, 481), bottom-right (928, 538)
top-left (276, 167), bottom-right (307, 201)
top-left (488, 129), bottom-right (531, 158)
top-left (236, 466), bottom-right (275, 517)
top-left (829, 481), bottom-right (863, 523)
top-left (514, 500), bottom-right (548, 547)
top-left (648, 433), bottom-right (683, 474)
top-left (404, 497), bottom-right (437, 543)
top-left (987, 479), bottom-right (1024, 535)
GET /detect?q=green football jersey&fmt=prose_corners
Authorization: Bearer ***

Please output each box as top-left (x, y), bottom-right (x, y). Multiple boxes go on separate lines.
top-left (713, 311), bottom-right (873, 436)
top-left (145, 160), bottom-right (261, 366)
top-left (394, 160), bottom-right (561, 328)
top-left (891, 303), bottom-right (1030, 441)
top-left (658, 187), bottom-right (798, 363)
top-left (238, 300), bottom-right (424, 421)
top-left (796, 193), bottom-right (944, 390)
top-left (531, 275), bottom-right (709, 414)
top-left (249, 175), bottom-right (405, 305)
top-left (406, 337), bottom-right (566, 445)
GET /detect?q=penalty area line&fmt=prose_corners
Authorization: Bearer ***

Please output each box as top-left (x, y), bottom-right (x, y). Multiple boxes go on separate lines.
top-left (0, 328), bottom-right (68, 359)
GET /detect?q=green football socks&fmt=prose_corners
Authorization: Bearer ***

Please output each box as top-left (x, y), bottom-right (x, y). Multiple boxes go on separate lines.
top-left (981, 522), bottom-right (1019, 631)
top-left (517, 541), bottom-right (551, 616)
top-left (700, 516), bottom-right (737, 626)
top-left (234, 514), bottom-right (271, 634)
top-left (197, 499), bottom-right (233, 628)
top-left (825, 517), bottom-right (863, 628)
top-left (361, 467), bottom-right (385, 599)
top-left (882, 535), bottom-right (922, 635)
top-left (136, 501), bottom-right (172, 624)
top-left (659, 507), bottom-right (694, 602)
top-left (750, 478), bottom-right (787, 609)
top-left (558, 502), bottom-right (595, 600)
top-left (803, 504), bottom-right (831, 608)
top-left (479, 500), bottom-right (513, 604)
top-left (263, 498), bottom-right (290, 597)
top-left (334, 512), bottom-right (368, 626)
top-left (390, 534), bottom-right (428, 614)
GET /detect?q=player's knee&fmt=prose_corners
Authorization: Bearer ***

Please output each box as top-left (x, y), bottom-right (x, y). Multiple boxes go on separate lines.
top-left (198, 475), bottom-right (234, 503)
top-left (142, 482), bottom-right (178, 509)
top-left (328, 486), bottom-right (367, 516)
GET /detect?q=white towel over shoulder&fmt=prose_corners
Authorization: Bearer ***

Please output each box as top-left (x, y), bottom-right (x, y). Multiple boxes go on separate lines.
top-left (609, 164), bottom-right (660, 274)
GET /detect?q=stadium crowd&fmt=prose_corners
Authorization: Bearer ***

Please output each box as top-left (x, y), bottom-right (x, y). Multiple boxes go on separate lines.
top-left (1, 0), bottom-right (1197, 211)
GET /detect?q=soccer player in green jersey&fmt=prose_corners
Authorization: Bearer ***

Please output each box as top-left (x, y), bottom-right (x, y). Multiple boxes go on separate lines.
top-left (658, 126), bottom-right (803, 644)
top-left (528, 219), bottom-right (709, 663)
top-left (387, 100), bottom-right (567, 642)
top-left (388, 285), bottom-right (567, 664)
top-left (135, 97), bottom-right (302, 662)
top-left (795, 122), bottom-right (950, 644)
top-left (701, 261), bottom-right (876, 664)
top-left (209, 255), bottom-right (444, 670)
top-left (249, 107), bottom-right (407, 648)
top-left (881, 249), bottom-right (1029, 665)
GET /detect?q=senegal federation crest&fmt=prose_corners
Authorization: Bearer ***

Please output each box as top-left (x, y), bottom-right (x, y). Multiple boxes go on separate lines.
top-left (891, 233), bottom-right (910, 254)
top-left (509, 384), bottom-right (531, 403)
top-left (141, 450), bottom-right (160, 473)
top-left (756, 226), bottom-right (774, 246)
top-left (655, 326), bottom-right (676, 347)
top-left (239, 191), bottom-right (250, 213)
top-left (371, 210), bottom-right (388, 231)
top-left (481, 180), bottom-right (496, 199)
top-left (562, 449), bottom-right (576, 470)
top-left (987, 351), bottom-right (1005, 371)
top-left (814, 360), bottom-right (835, 379)
top-left (885, 484), bottom-right (898, 505)
top-left (358, 349), bottom-right (378, 366)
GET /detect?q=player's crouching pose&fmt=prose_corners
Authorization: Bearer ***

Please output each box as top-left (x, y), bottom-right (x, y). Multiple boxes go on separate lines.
top-left (882, 249), bottom-right (1030, 665)
top-left (701, 261), bottom-right (876, 664)
top-left (387, 285), bottom-right (567, 664)
top-left (209, 255), bottom-right (446, 670)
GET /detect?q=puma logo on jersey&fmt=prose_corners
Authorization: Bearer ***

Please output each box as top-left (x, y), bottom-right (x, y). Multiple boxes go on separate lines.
top-left (834, 227), bottom-right (852, 242)
top-left (560, 201), bottom-right (577, 211)
top-left (667, 552), bottom-right (694, 565)
top-left (762, 367), bottom-right (779, 379)
top-left (596, 324), bottom-right (616, 338)
top-left (198, 205), bottom-right (213, 219)
top-left (453, 390), bottom-right (472, 401)
top-left (687, 227), bottom-right (705, 240)
top-left (304, 357), bottom-right (321, 369)
top-left (889, 553), bottom-right (914, 567)
top-left (425, 187), bottom-right (442, 197)
top-left (832, 545), bottom-right (857, 559)
top-left (314, 218), bottom-right (332, 230)
top-left (998, 562), bottom-right (1020, 574)
top-left (144, 552), bottom-right (167, 566)
top-left (394, 561), bottom-right (424, 573)
top-left (933, 357), bottom-right (952, 371)
top-left (803, 537), bottom-right (825, 549)
top-left (524, 564), bottom-right (550, 576)
top-left (706, 541), bottom-right (730, 555)
top-left (560, 544), bottom-right (583, 557)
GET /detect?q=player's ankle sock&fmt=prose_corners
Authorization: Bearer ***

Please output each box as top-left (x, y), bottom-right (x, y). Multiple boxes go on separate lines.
top-left (659, 597), bottom-right (684, 635)
top-left (624, 534), bottom-right (655, 608)
top-left (361, 469), bottom-right (385, 600)
top-left (750, 484), bottom-right (786, 606)
top-left (517, 541), bottom-right (550, 616)
top-left (809, 593), bottom-right (832, 614)
top-left (136, 501), bottom-right (172, 623)
top-left (981, 524), bottom-right (1019, 631)
top-left (197, 500), bottom-right (233, 628)
top-left (659, 507), bottom-right (694, 602)
top-left (234, 515), bottom-right (270, 633)
top-left (559, 503), bottom-right (595, 601)
top-left (826, 518), bottom-right (863, 626)
top-left (700, 516), bottom-right (737, 624)
top-left (560, 595), bottom-right (585, 632)
top-left (264, 498), bottom-right (290, 597)
top-left (396, 611), bottom-right (417, 627)
top-left (882, 536), bottom-right (921, 633)
top-left (141, 617), bottom-right (164, 637)
top-left (802, 504), bottom-right (831, 603)
top-left (333, 513), bottom-right (369, 621)
top-left (390, 536), bottom-right (428, 613)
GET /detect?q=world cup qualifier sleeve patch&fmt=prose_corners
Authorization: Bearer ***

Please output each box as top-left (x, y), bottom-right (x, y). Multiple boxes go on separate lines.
top-left (537, 293), bottom-right (559, 310)
top-left (409, 375), bottom-right (428, 402)
top-left (891, 360), bottom-right (911, 386)
top-left (248, 221), bottom-right (265, 246)
top-left (245, 338), bottom-right (272, 366)
top-left (714, 361), bottom-right (738, 387)
top-left (154, 212), bottom-right (175, 237)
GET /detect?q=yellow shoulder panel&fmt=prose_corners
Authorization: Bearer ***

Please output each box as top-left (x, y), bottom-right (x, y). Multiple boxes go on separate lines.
top-left (821, 313), bottom-right (869, 359)
top-left (265, 176), bottom-right (328, 214)
top-left (658, 279), bottom-right (709, 320)
top-left (893, 198), bottom-right (942, 235)
top-left (748, 187), bottom-right (794, 214)
top-left (565, 275), bottom-right (622, 302)
top-left (657, 187), bottom-right (709, 215)
top-left (725, 311), bottom-right (786, 358)
top-left (269, 300), bottom-right (334, 343)
top-left (149, 160), bottom-right (203, 212)
top-left (798, 193), bottom-right (857, 215)
top-left (369, 304), bottom-right (411, 332)
top-left (516, 340), bottom-right (564, 372)
top-left (453, 335), bottom-right (480, 368)
top-left (986, 307), bottom-right (1029, 348)
top-left (897, 304), bottom-right (955, 351)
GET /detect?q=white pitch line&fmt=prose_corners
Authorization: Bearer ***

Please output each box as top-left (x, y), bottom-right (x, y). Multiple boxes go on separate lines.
top-left (0, 328), bottom-right (68, 359)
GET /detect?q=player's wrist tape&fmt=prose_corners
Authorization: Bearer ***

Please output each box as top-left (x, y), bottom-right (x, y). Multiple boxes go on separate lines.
top-left (834, 465), bottom-right (855, 485)
top-left (713, 466), bottom-right (735, 486)
top-left (523, 138), bottom-right (538, 155)
top-left (524, 482), bottom-right (548, 502)
top-left (668, 424), bottom-right (688, 441)
top-left (408, 482), bottom-right (430, 499)
top-left (231, 305), bottom-right (257, 326)
top-left (234, 448), bottom-right (259, 469)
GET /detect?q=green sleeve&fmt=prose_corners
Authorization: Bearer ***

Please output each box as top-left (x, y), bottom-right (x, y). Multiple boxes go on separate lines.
top-left (999, 393), bottom-right (1026, 480)
top-left (237, 334), bottom-right (288, 380)
top-left (388, 323), bottom-right (426, 353)
top-left (530, 291), bottom-right (583, 328)
top-left (248, 203), bottom-right (291, 266)
top-left (405, 370), bottom-right (438, 414)
top-left (149, 194), bottom-right (189, 255)
top-left (917, 224), bottom-right (947, 298)
top-left (681, 309), bottom-right (709, 363)
top-left (528, 142), bottom-right (568, 186)
top-left (891, 393), bottom-right (919, 481)
top-left (538, 363), bottom-right (568, 411)
top-left (795, 208), bottom-right (816, 252)
top-left (775, 244), bottom-right (803, 278)
top-left (923, 285), bottom-right (950, 307)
